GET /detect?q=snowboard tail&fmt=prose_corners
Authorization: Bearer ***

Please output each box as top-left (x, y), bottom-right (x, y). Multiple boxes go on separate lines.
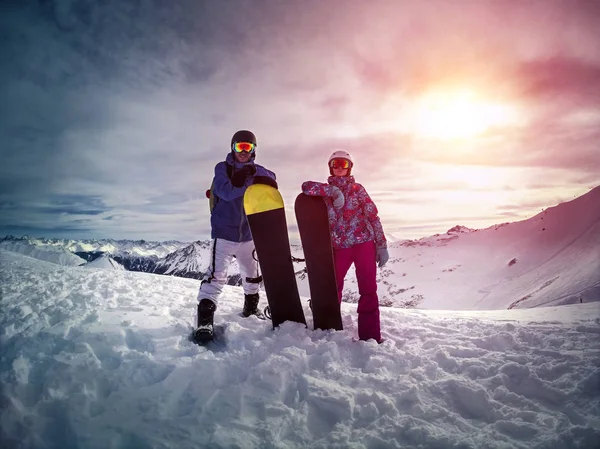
top-left (244, 184), bottom-right (306, 329)
top-left (295, 194), bottom-right (343, 331)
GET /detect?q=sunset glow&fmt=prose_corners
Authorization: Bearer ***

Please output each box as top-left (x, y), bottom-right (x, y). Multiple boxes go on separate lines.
top-left (412, 90), bottom-right (517, 139)
top-left (1, 1), bottom-right (598, 241)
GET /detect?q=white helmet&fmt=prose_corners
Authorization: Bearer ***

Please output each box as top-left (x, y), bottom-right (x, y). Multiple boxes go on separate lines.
top-left (328, 150), bottom-right (354, 165)
top-left (328, 150), bottom-right (354, 176)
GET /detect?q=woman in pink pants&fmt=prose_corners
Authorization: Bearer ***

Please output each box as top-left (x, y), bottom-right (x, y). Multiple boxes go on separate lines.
top-left (301, 150), bottom-right (389, 342)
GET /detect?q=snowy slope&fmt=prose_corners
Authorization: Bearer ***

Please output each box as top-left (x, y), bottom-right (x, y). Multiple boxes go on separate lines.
top-left (0, 240), bottom-right (86, 266)
top-left (338, 186), bottom-right (600, 310)
top-left (84, 254), bottom-right (126, 271)
top-left (1, 249), bottom-right (599, 449)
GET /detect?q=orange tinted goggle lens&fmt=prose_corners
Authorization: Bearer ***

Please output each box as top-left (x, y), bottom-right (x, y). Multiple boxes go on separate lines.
top-left (329, 158), bottom-right (350, 169)
top-left (233, 142), bottom-right (256, 153)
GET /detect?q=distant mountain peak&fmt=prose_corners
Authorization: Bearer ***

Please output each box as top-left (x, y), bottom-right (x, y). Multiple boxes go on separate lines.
top-left (446, 225), bottom-right (475, 235)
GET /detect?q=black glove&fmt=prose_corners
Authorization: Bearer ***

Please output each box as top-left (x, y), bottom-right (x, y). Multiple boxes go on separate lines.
top-left (230, 165), bottom-right (257, 187)
top-left (252, 176), bottom-right (278, 189)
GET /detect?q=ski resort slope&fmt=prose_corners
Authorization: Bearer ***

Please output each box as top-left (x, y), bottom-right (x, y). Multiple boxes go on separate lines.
top-left (1, 250), bottom-right (599, 449)
top-left (360, 187), bottom-right (600, 310)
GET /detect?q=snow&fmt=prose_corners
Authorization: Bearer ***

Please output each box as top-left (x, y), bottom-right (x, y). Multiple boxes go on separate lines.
top-left (345, 187), bottom-right (600, 310)
top-left (1, 249), bottom-right (599, 449)
top-left (84, 255), bottom-right (126, 271)
top-left (154, 241), bottom-right (213, 276)
top-left (1, 236), bottom-right (187, 259)
top-left (0, 240), bottom-right (85, 266)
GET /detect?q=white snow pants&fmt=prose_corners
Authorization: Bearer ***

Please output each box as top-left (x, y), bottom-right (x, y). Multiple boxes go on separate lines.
top-left (197, 238), bottom-right (260, 307)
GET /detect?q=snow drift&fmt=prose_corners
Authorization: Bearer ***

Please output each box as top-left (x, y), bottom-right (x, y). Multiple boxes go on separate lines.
top-left (1, 250), bottom-right (599, 449)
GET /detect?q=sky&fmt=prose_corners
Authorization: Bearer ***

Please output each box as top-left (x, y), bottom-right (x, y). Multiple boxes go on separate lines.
top-left (1, 248), bottom-right (599, 448)
top-left (1, 0), bottom-right (600, 242)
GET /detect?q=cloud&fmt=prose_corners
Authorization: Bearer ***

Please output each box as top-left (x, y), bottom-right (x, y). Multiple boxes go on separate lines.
top-left (1, 0), bottom-right (598, 241)
top-left (517, 57), bottom-right (600, 101)
top-left (342, 1), bottom-right (600, 102)
top-left (42, 194), bottom-right (109, 216)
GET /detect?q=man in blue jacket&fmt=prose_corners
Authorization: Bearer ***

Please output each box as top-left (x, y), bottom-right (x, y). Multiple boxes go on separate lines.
top-left (195, 130), bottom-right (277, 342)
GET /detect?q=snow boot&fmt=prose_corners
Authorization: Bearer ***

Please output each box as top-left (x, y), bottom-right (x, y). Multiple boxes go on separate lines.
top-left (194, 299), bottom-right (216, 343)
top-left (242, 293), bottom-right (265, 319)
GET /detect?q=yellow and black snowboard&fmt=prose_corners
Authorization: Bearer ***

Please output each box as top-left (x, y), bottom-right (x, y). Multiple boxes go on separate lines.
top-left (244, 184), bottom-right (306, 329)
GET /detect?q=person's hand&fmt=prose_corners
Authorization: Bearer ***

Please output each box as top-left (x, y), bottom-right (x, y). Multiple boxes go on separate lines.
top-left (330, 186), bottom-right (345, 209)
top-left (231, 165), bottom-right (257, 187)
top-left (376, 248), bottom-right (389, 268)
top-left (252, 176), bottom-right (278, 189)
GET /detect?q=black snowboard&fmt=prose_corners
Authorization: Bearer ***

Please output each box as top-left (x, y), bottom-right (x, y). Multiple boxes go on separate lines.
top-left (295, 193), bottom-right (343, 331)
top-left (244, 185), bottom-right (306, 329)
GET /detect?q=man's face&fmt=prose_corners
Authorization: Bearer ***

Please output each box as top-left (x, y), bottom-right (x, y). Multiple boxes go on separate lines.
top-left (234, 151), bottom-right (252, 163)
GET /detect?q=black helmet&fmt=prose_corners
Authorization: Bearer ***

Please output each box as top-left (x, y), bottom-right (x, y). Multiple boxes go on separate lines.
top-left (231, 130), bottom-right (257, 147)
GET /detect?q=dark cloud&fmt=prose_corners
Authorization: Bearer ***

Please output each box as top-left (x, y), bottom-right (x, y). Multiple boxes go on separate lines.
top-left (0, 223), bottom-right (97, 240)
top-left (516, 57), bottom-right (600, 107)
top-left (41, 208), bottom-right (105, 216)
top-left (41, 194), bottom-right (110, 216)
top-left (102, 214), bottom-right (123, 222)
top-left (0, 194), bottom-right (111, 236)
top-left (7, 0), bottom-right (244, 89)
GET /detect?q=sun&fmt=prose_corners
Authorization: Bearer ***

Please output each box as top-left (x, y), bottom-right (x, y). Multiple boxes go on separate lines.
top-left (412, 89), bottom-right (516, 139)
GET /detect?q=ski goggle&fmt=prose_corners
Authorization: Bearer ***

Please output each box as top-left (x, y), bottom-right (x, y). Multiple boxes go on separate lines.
top-left (329, 158), bottom-right (351, 170)
top-left (232, 142), bottom-right (256, 153)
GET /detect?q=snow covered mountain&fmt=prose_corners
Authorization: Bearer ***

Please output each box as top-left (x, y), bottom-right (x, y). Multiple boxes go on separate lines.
top-left (0, 236), bottom-right (243, 285)
top-left (1, 235), bottom-right (189, 277)
top-left (2, 186), bottom-right (599, 310)
top-left (369, 185), bottom-right (600, 310)
top-left (1, 236), bottom-right (187, 259)
top-left (153, 240), bottom-right (213, 279)
top-left (0, 239), bottom-right (86, 266)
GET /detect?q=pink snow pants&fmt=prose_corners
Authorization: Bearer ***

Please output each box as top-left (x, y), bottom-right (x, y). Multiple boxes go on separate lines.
top-left (334, 240), bottom-right (381, 342)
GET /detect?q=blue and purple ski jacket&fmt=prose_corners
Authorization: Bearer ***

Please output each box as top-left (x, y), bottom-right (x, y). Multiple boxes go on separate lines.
top-left (210, 153), bottom-right (276, 242)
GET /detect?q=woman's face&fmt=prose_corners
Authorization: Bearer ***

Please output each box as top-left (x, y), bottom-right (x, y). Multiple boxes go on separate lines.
top-left (332, 166), bottom-right (348, 177)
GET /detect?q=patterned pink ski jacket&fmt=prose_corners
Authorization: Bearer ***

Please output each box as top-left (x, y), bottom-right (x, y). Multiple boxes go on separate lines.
top-left (301, 175), bottom-right (387, 251)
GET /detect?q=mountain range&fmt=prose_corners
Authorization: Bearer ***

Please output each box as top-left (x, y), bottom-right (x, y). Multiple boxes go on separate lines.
top-left (2, 186), bottom-right (599, 310)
